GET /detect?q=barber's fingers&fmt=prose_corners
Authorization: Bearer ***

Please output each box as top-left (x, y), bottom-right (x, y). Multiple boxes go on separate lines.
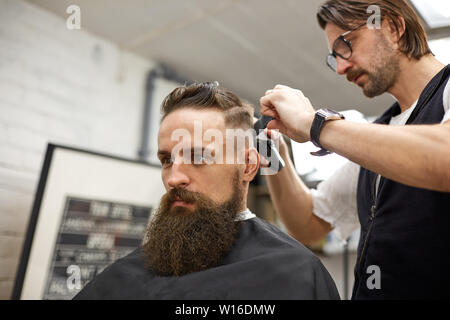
top-left (259, 156), bottom-right (270, 168)
top-left (265, 128), bottom-right (287, 159)
top-left (259, 95), bottom-right (280, 119)
top-left (266, 119), bottom-right (287, 136)
top-left (265, 128), bottom-right (281, 141)
top-left (274, 84), bottom-right (293, 90)
top-left (276, 86), bottom-right (304, 98)
top-left (265, 85), bottom-right (292, 95)
top-left (260, 109), bottom-right (279, 119)
top-left (265, 85), bottom-right (305, 99)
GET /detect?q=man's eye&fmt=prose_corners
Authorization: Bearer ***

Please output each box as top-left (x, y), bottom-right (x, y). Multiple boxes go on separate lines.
top-left (192, 152), bottom-right (207, 164)
top-left (161, 157), bottom-right (173, 166)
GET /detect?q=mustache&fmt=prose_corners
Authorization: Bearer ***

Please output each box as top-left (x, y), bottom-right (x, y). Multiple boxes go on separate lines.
top-left (346, 68), bottom-right (366, 82)
top-left (162, 188), bottom-right (202, 205)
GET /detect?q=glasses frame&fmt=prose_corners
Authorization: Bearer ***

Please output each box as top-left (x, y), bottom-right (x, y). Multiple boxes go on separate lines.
top-left (326, 23), bottom-right (367, 72)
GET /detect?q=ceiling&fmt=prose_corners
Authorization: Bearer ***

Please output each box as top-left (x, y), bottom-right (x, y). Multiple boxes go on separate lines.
top-left (27, 0), bottom-right (399, 116)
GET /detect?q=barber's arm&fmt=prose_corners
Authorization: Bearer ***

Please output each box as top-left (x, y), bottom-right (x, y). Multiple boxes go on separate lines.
top-left (260, 85), bottom-right (450, 192)
top-left (263, 131), bottom-right (332, 245)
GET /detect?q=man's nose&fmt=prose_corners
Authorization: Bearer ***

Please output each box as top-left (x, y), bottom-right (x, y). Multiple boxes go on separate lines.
top-left (336, 57), bottom-right (353, 75)
top-left (167, 162), bottom-right (190, 189)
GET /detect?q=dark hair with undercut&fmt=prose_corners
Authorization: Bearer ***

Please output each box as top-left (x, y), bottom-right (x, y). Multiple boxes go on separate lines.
top-left (316, 0), bottom-right (432, 60)
top-left (161, 82), bottom-right (254, 130)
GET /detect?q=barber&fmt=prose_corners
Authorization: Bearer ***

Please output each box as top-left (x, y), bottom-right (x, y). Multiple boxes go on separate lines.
top-left (260, 0), bottom-right (450, 299)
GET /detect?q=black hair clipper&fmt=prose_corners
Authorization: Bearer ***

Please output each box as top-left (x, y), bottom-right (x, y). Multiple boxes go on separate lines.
top-left (254, 115), bottom-right (285, 174)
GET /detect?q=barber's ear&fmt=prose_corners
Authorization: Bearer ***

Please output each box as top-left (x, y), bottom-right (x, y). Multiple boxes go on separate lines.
top-left (384, 16), bottom-right (405, 46)
top-left (243, 147), bottom-right (259, 182)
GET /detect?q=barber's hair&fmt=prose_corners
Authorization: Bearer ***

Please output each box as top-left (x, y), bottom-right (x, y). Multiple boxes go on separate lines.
top-left (161, 82), bottom-right (254, 130)
top-left (316, 0), bottom-right (432, 59)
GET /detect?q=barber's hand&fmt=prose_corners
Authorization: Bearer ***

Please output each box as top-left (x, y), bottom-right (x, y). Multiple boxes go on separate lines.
top-left (260, 85), bottom-right (315, 143)
top-left (266, 128), bottom-right (288, 155)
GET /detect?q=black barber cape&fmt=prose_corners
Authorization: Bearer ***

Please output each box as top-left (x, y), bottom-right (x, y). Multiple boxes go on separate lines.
top-left (74, 217), bottom-right (339, 300)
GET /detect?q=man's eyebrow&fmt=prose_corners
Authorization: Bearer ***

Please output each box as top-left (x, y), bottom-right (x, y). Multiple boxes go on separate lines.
top-left (157, 147), bottom-right (209, 157)
top-left (157, 150), bottom-right (171, 158)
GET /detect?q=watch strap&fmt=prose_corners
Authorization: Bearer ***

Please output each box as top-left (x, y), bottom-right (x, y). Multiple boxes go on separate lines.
top-left (310, 109), bottom-right (344, 156)
top-left (310, 113), bottom-right (327, 150)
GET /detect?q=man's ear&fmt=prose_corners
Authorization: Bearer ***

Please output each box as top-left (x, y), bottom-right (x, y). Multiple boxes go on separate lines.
top-left (243, 147), bottom-right (259, 182)
top-left (384, 16), bottom-right (405, 46)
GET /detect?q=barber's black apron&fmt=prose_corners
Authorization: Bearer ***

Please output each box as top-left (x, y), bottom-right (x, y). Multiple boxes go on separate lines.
top-left (353, 65), bottom-right (450, 299)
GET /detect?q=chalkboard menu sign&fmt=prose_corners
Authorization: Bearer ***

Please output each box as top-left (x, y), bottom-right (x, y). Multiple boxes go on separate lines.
top-left (13, 144), bottom-right (165, 299)
top-left (43, 197), bottom-right (153, 299)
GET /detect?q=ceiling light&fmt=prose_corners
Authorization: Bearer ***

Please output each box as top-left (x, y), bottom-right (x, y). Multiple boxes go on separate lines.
top-left (410, 0), bottom-right (450, 29)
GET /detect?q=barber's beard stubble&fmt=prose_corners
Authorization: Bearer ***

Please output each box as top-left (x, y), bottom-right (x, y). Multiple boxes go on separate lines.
top-left (142, 173), bottom-right (243, 277)
top-left (349, 31), bottom-right (400, 98)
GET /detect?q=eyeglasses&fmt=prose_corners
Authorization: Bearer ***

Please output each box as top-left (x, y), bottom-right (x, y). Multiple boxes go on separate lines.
top-left (326, 23), bottom-right (366, 72)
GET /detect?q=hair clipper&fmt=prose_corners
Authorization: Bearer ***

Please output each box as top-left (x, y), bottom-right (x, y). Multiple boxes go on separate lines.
top-left (253, 115), bottom-right (285, 173)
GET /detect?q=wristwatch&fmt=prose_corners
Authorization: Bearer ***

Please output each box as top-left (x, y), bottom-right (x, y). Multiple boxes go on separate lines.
top-left (310, 108), bottom-right (345, 156)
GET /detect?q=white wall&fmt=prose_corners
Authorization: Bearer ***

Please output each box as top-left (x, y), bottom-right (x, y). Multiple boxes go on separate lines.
top-left (0, 0), bottom-right (158, 298)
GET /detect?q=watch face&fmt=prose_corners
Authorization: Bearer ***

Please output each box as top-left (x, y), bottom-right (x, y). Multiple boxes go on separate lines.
top-left (318, 108), bottom-right (344, 119)
top-left (316, 109), bottom-right (327, 117)
top-left (323, 108), bottom-right (338, 116)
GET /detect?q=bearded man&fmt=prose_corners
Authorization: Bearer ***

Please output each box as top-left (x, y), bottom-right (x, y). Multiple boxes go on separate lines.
top-left (74, 82), bottom-right (339, 300)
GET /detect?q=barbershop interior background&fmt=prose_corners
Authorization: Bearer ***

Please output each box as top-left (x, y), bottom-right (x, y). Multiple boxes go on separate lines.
top-left (0, 0), bottom-right (449, 300)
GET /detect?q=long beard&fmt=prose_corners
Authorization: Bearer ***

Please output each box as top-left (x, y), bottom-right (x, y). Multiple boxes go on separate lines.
top-left (142, 177), bottom-right (243, 276)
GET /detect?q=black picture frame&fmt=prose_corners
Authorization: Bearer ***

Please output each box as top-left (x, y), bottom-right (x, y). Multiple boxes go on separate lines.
top-left (12, 143), bottom-right (166, 299)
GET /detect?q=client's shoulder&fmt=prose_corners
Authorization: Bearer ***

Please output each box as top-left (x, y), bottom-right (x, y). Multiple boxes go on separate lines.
top-left (101, 247), bottom-right (145, 275)
top-left (73, 248), bottom-right (146, 299)
top-left (237, 217), bottom-right (318, 261)
top-left (227, 219), bottom-right (339, 299)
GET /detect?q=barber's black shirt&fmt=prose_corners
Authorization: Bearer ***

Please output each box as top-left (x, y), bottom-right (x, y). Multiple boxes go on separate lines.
top-left (353, 65), bottom-right (450, 299)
